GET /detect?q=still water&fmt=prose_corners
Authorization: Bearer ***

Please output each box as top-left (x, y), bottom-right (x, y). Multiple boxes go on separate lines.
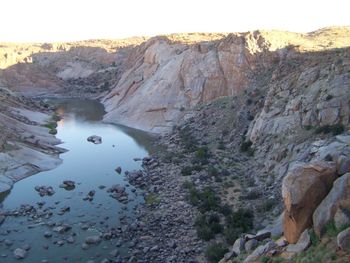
top-left (0, 99), bottom-right (154, 262)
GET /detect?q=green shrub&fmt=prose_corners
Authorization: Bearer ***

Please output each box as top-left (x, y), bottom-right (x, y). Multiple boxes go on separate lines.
top-left (145, 193), bottom-right (160, 206)
top-left (324, 220), bottom-right (338, 237)
top-left (315, 124), bottom-right (345, 135)
top-left (205, 243), bottom-right (229, 263)
top-left (181, 166), bottom-right (193, 176)
top-left (194, 146), bottom-right (210, 165)
top-left (195, 213), bottom-right (222, 240)
top-left (240, 140), bottom-right (254, 156)
top-left (187, 186), bottom-right (221, 213)
top-left (225, 208), bottom-right (254, 244)
top-left (179, 126), bottom-right (198, 152)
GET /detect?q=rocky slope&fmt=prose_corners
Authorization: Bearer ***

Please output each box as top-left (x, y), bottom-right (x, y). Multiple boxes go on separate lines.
top-left (103, 27), bottom-right (350, 133)
top-left (0, 86), bottom-right (65, 193)
top-left (0, 26), bottom-right (350, 262)
top-left (0, 38), bottom-right (146, 97)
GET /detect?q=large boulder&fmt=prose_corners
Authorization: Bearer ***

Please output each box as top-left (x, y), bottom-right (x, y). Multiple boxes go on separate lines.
top-left (337, 227), bottom-right (350, 252)
top-left (313, 173), bottom-right (350, 236)
top-left (282, 161), bottom-right (337, 243)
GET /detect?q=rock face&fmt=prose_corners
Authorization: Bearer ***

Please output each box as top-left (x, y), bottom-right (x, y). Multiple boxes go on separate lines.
top-left (282, 161), bottom-right (337, 243)
top-left (337, 227), bottom-right (350, 252)
top-left (0, 87), bottom-right (65, 193)
top-left (313, 173), bottom-right (350, 236)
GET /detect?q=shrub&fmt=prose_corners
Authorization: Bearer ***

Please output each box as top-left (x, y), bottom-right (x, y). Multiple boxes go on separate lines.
top-left (225, 208), bottom-right (254, 244)
top-left (145, 193), bottom-right (160, 206)
top-left (205, 243), bottom-right (229, 263)
top-left (240, 140), bottom-right (254, 156)
top-left (194, 146), bottom-right (210, 165)
top-left (181, 166), bottom-right (193, 176)
top-left (187, 186), bottom-right (221, 213)
top-left (195, 213), bottom-right (222, 241)
top-left (179, 126), bottom-right (198, 152)
top-left (315, 124), bottom-right (345, 136)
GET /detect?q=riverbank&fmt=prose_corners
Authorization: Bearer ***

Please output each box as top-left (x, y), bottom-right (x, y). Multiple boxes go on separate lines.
top-left (0, 87), bottom-right (65, 194)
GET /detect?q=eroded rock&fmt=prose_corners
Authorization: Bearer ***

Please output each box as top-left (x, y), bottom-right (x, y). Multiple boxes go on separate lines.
top-left (313, 173), bottom-right (350, 236)
top-left (282, 161), bottom-right (337, 243)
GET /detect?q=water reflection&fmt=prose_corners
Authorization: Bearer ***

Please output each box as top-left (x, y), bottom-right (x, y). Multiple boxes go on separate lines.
top-left (0, 99), bottom-right (156, 263)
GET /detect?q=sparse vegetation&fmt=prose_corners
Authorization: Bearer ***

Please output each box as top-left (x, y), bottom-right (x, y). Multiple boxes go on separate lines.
top-left (195, 213), bottom-right (223, 241)
top-left (224, 208), bottom-right (254, 244)
top-left (314, 124), bottom-right (345, 135)
top-left (205, 243), bottom-right (229, 263)
top-left (145, 193), bottom-right (160, 206)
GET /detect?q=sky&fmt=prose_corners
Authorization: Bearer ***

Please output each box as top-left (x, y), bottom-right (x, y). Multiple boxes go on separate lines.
top-left (1, 0), bottom-right (349, 42)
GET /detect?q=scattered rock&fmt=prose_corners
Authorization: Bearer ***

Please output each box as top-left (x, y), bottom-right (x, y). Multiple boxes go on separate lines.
top-left (334, 207), bottom-right (350, 229)
top-left (285, 229), bottom-right (311, 253)
top-left (245, 239), bottom-right (258, 252)
top-left (115, 166), bottom-right (122, 174)
top-left (87, 135), bottom-right (102, 144)
top-left (337, 227), bottom-right (350, 252)
top-left (336, 155), bottom-right (350, 175)
top-left (244, 240), bottom-right (276, 262)
top-left (13, 248), bottom-right (27, 259)
top-left (34, 186), bottom-right (55, 196)
top-left (59, 180), bottom-right (75, 190)
top-left (85, 235), bottom-right (102, 245)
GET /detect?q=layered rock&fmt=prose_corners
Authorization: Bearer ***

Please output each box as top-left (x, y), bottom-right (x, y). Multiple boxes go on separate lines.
top-left (282, 161), bottom-right (337, 243)
top-left (0, 87), bottom-right (64, 193)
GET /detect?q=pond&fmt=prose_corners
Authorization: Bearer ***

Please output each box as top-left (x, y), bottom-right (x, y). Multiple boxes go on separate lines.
top-left (0, 99), bottom-right (155, 262)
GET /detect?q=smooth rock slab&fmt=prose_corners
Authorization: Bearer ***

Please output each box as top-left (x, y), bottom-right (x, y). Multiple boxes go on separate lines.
top-left (282, 161), bottom-right (337, 243)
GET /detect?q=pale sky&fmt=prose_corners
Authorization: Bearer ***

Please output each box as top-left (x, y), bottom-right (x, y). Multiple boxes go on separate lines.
top-left (1, 0), bottom-right (349, 42)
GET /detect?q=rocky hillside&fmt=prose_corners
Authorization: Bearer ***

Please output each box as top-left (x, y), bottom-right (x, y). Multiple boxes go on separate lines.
top-left (103, 27), bottom-right (350, 133)
top-left (0, 86), bottom-right (64, 193)
top-left (0, 38), bottom-right (146, 97)
top-left (0, 26), bottom-right (350, 262)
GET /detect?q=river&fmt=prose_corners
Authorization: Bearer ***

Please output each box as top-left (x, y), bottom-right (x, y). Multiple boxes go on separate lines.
top-left (0, 99), bottom-right (155, 262)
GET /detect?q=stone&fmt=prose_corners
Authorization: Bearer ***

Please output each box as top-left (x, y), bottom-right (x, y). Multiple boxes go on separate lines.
top-left (249, 231), bottom-right (271, 241)
top-left (231, 237), bottom-right (245, 255)
top-left (115, 167), bottom-right (122, 174)
top-left (87, 135), bottom-right (102, 144)
top-left (285, 229), bottom-right (311, 253)
top-left (22, 244), bottom-right (31, 251)
top-left (109, 249), bottom-right (119, 257)
top-left (85, 235), bottom-right (102, 245)
top-left (66, 236), bottom-right (75, 244)
top-left (337, 155), bottom-right (350, 175)
top-left (245, 239), bottom-right (258, 252)
top-left (334, 207), bottom-right (350, 229)
top-left (282, 161), bottom-right (337, 243)
top-left (313, 173), bottom-right (350, 237)
top-left (13, 248), bottom-right (27, 259)
top-left (44, 231), bottom-right (52, 238)
top-left (244, 240), bottom-right (276, 263)
top-left (337, 227), bottom-right (350, 252)
top-left (0, 215), bottom-right (5, 225)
